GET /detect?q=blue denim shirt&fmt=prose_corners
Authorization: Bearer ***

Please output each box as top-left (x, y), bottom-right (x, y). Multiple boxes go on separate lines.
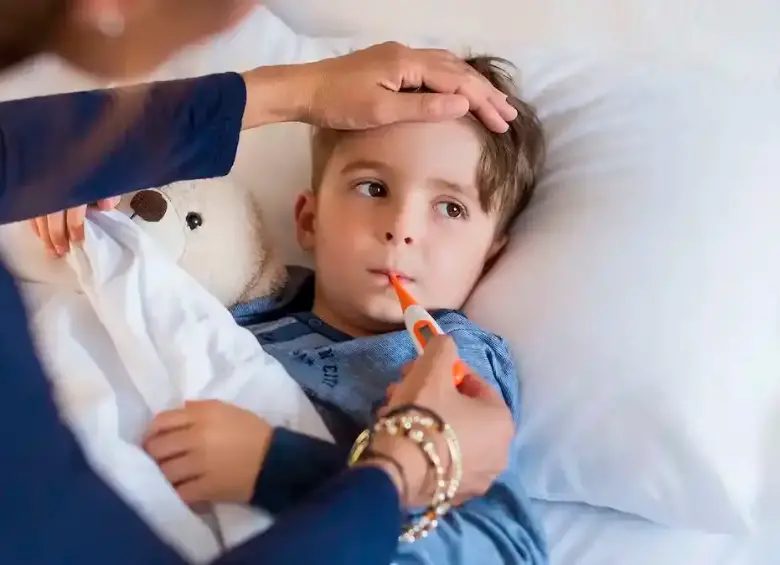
top-left (233, 267), bottom-right (547, 565)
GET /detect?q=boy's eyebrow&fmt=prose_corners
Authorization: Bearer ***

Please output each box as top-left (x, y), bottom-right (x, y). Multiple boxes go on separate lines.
top-left (339, 158), bottom-right (476, 198)
top-left (430, 178), bottom-right (475, 197)
top-left (339, 159), bottom-right (391, 176)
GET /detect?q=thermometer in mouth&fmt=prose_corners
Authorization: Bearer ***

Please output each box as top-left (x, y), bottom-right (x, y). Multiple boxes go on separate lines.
top-left (388, 273), bottom-right (466, 387)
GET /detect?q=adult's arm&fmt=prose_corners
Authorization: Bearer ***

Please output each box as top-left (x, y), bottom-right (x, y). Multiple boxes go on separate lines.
top-left (0, 262), bottom-right (401, 565)
top-left (251, 428), bottom-right (351, 513)
top-left (0, 72), bottom-right (246, 223)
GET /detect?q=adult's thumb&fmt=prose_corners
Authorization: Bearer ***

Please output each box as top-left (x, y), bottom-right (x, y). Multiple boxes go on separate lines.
top-left (457, 372), bottom-right (498, 401)
top-left (384, 92), bottom-right (469, 124)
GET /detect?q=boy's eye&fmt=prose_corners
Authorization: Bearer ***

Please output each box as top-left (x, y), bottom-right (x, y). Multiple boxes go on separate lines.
top-left (435, 201), bottom-right (466, 219)
top-left (355, 181), bottom-right (387, 198)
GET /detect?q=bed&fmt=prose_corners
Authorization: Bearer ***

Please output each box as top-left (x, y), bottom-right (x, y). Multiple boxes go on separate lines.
top-left (2, 2), bottom-right (779, 564)
top-left (532, 500), bottom-right (778, 565)
top-left (254, 7), bottom-right (780, 564)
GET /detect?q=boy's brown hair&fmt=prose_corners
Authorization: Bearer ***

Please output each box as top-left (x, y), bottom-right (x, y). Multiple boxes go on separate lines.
top-left (310, 55), bottom-right (546, 235)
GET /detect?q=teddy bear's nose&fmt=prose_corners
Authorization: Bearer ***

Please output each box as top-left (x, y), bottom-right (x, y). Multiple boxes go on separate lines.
top-left (129, 190), bottom-right (168, 222)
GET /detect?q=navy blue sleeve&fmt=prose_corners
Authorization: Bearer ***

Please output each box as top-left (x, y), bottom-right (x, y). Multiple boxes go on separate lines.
top-left (0, 72), bottom-right (246, 224)
top-left (250, 428), bottom-right (350, 513)
top-left (227, 467), bottom-right (401, 565)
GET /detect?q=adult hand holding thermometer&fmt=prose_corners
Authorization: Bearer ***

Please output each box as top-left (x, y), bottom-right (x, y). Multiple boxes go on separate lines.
top-left (388, 273), bottom-right (467, 387)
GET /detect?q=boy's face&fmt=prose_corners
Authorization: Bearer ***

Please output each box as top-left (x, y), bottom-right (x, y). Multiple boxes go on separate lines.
top-left (295, 120), bottom-right (506, 336)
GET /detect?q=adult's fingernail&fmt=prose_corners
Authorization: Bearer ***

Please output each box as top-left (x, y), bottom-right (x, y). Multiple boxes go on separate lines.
top-left (437, 94), bottom-right (469, 117)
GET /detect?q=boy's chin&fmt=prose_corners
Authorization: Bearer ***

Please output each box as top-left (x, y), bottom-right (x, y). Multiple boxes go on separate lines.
top-left (358, 303), bottom-right (406, 331)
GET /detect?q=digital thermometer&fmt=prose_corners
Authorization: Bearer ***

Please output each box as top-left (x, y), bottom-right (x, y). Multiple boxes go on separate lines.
top-left (388, 273), bottom-right (466, 387)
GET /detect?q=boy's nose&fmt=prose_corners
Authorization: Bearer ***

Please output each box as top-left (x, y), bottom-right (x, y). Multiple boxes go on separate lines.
top-left (385, 232), bottom-right (413, 245)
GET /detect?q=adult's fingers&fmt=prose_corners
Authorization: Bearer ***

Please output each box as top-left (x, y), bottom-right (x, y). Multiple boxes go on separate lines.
top-left (66, 206), bottom-right (88, 244)
top-left (457, 371), bottom-right (504, 404)
top-left (447, 56), bottom-right (519, 122)
top-left (418, 49), bottom-right (518, 118)
top-left (385, 383), bottom-right (399, 399)
top-left (45, 212), bottom-right (69, 256)
top-left (413, 49), bottom-right (496, 94)
top-left (28, 219), bottom-right (39, 237)
top-left (408, 335), bottom-right (461, 385)
top-left (34, 217), bottom-right (57, 258)
top-left (414, 67), bottom-right (505, 132)
top-left (409, 55), bottom-right (516, 133)
top-left (96, 196), bottom-right (121, 210)
top-left (374, 89), bottom-right (469, 126)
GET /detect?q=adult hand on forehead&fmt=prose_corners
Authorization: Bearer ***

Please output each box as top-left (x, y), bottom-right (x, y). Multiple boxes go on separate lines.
top-left (243, 42), bottom-right (518, 134)
top-left (310, 42), bottom-right (518, 133)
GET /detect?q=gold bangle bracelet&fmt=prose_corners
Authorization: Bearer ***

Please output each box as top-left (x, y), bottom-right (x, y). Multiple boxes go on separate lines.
top-left (348, 409), bottom-right (463, 543)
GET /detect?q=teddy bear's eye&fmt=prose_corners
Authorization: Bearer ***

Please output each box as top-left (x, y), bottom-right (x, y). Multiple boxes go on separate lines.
top-left (185, 212), bottom-right (203, 230)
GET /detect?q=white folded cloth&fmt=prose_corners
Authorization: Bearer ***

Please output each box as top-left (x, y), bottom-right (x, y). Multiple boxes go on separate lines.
top-left (21, 211), bottom-right (331, 563)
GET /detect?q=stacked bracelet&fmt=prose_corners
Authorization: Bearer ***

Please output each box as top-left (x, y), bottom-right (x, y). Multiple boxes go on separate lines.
top-left (348, 405), bottom-right (463, 543)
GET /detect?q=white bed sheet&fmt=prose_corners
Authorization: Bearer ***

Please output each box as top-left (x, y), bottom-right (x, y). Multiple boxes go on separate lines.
top-left (533, 499), bottom-right (778, 565)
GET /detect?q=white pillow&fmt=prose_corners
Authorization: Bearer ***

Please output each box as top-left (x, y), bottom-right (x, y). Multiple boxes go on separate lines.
top-left (269, 0), bottom-right (780, 81)
top-left (466, 50), bottom-right (780, 534)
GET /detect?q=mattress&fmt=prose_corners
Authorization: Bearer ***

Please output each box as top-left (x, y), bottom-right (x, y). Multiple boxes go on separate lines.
top-left (532, 499), bottom-right (777, 565)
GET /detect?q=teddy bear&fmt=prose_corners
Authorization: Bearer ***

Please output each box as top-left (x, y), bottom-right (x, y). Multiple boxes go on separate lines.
top-left (115, 178), bottom-right (287, 306)
top-left (0, 177), bottom-right (331, 563)
top-left (1, 176), bottom-right (286, 306)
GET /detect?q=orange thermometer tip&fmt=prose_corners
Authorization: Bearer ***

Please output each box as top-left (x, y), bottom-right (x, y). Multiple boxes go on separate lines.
top-left (388, 272), bottom-right (466, 388)
top-left (388, 273), bottom-right (417, 312)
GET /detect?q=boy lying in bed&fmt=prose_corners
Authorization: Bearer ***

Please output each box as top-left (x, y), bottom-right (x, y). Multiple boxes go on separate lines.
top-left (35, 56), bottom-right (547, 564)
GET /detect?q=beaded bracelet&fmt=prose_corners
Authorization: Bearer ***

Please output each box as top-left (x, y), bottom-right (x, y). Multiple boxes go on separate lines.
top-left (348, 406), bottom-right (463, 543)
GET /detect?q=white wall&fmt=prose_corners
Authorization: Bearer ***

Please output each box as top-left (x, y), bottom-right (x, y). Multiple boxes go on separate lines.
top-left (266, 0), bottom-right (780, 80)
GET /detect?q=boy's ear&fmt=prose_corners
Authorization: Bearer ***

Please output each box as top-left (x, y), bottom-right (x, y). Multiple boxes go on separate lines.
top-left (487, 235), bottom-right (507, 262)
top-left (294, 192), bottom-right (317, 251)
top-left (482, 234), bottom-right (508, 276)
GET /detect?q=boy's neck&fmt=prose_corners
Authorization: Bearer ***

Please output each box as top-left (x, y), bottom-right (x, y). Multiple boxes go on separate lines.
top-left (311, 294), bottom-right (405, 339)
top-left (311, 299), bottom-right (371, 338)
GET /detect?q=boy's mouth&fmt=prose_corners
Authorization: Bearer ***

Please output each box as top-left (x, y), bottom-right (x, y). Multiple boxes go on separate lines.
top-left (368, 269), bottom-right (414, 283)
